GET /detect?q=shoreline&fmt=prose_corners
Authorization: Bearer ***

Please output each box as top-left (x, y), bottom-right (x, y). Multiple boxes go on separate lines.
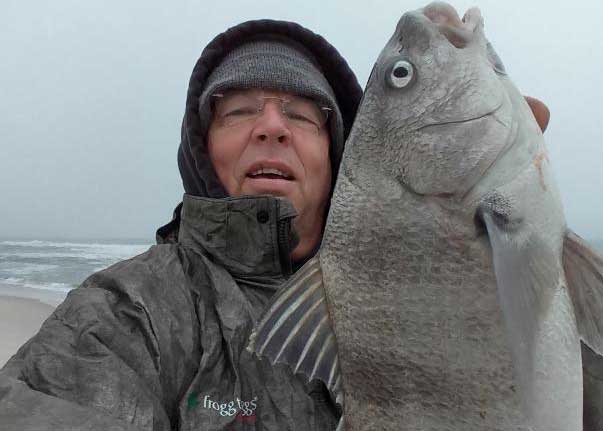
top-left (0, 294), bottom-right (56, 368)
top-left (0, 282), bottom-right (67, 307)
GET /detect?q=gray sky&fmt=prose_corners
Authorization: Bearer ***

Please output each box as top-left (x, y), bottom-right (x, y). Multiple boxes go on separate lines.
top-left (1, 0), bottom-right (602, 241)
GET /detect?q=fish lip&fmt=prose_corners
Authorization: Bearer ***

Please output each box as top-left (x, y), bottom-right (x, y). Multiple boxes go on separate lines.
top-left (414, 104), bottom-right (503, 132)
top-left (245, 160), bottom-right (296, 180)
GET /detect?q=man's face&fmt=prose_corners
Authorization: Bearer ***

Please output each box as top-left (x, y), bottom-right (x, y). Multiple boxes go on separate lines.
top-left (207, 89), bottom-right (332, 259)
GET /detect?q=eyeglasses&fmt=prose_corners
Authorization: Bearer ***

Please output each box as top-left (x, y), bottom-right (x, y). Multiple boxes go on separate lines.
top-left (211, 90), bottom-right (332, 133)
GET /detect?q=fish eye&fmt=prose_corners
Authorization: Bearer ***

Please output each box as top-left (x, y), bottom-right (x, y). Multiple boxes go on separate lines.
top-left (388, 60), bottom-right (414, 88)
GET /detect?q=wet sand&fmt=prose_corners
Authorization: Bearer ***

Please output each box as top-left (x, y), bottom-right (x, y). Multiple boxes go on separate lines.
top-left (0, 294), bottom-right (56, 367)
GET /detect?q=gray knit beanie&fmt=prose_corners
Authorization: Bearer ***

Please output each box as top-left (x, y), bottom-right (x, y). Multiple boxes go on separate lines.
top-left (197, 36), bottom-right (344, 161)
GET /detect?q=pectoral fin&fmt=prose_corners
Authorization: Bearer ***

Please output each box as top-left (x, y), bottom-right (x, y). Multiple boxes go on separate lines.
top-left (483, 212), bottom-right (556, 381)
top-left (482, 211), bottom-right (582, 429)
top-left (248, 255), bottom-right (341, 396)
top-left (563, 229), bottom-right (603, 355)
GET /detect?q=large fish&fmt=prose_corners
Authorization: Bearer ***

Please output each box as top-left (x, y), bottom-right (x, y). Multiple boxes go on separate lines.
top-left (249, 2), bottom-right (603, 430)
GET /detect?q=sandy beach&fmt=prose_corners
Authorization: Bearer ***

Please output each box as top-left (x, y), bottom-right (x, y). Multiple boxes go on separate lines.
top-left (0, 294), bottom-right (56, 368)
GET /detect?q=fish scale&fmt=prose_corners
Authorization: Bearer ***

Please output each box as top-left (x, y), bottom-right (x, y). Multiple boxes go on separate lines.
top-left (250, 3), bottom-right (603, 430)
top-left (322, 171), bottom-right (525, 430)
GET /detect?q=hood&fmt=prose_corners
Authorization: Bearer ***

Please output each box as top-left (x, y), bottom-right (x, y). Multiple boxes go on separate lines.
top-left (158, 19), bottom-right (362, 245)
top-left (178, 19), bottom-right (362, 198)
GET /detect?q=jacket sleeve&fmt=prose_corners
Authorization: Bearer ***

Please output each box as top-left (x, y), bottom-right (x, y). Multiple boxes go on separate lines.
top-left (0, 246), bottom-right (201, 431)
top-left (583, 343), bottom-right (603, 430)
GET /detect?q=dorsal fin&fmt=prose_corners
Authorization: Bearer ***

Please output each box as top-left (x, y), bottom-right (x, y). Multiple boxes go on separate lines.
top-left (563, 230), bottom-right (603, 427)
top-left (248, 255), bottom-right (341, 396)
top-left (563, 229), bottom-right (603, 355)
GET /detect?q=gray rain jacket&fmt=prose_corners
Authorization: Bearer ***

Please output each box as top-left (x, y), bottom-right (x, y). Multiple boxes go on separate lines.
top-left (0, 19), bottom-right (362, 431)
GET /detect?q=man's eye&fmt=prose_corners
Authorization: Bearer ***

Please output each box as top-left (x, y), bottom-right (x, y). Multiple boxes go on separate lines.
top-left (223, 107), bottom-right (256, 117)
top-left (287, 112), bottom-right (318, 126)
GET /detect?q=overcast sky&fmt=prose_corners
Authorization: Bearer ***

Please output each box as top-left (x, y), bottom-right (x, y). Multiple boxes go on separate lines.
top-left (1, 0), bottom-right (602, 241)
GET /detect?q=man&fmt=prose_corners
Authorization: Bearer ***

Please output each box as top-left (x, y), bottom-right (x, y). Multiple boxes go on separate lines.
top-left (0, 19), bottom-right (362, 431)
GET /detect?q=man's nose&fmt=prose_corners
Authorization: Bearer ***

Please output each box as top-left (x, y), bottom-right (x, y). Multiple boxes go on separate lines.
top-left (251, 102), bottom-right (292, 144)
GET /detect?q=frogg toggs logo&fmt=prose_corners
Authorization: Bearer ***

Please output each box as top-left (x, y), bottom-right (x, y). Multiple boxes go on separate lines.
top-left (187, 392), bottom-right (258, 422)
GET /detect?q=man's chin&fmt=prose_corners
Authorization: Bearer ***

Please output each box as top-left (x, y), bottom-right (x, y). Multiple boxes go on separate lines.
top-left (242, 178), bottom-right (296, 198)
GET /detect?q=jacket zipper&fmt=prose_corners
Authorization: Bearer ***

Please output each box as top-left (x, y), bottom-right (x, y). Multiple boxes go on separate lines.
top-left (276, 205), bottom-right (293, 277)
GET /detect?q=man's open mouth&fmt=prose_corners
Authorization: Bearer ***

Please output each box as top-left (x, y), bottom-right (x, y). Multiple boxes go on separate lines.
top-left (247, 167), bottom-right (294, 180)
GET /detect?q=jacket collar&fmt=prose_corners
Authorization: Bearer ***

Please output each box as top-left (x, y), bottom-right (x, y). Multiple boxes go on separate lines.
top-left (173, 194), bottom-right (298, 277)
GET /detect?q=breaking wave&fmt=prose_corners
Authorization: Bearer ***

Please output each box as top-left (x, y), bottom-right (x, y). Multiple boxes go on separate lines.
top-left (0, 239), bottom-right (151, 301)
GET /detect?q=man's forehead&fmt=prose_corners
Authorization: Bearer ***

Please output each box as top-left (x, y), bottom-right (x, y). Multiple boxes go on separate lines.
top-left (222, 88), bottom-right (308, 100)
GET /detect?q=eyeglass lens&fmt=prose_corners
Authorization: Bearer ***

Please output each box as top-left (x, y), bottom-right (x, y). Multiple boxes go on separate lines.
top-left (212, 91), bottom-right (330, 132)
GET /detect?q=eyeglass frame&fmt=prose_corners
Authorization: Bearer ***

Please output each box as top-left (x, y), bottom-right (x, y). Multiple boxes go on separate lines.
top-left (210, 90), bottom-right (333, 133)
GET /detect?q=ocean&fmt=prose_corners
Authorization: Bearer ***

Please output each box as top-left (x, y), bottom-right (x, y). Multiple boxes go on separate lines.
top-left (1, 237), bottom-right (602, 307)
top-left (0, 239), bottom-right (152, 306)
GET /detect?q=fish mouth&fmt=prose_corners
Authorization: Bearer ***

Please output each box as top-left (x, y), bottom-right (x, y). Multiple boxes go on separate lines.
top-left (415, 104), bottom-right (504, 131)
top-left (421, 2), bottom-right (483, 49)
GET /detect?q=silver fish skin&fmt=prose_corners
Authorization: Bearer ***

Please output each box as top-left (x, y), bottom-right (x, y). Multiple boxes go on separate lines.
top-left (320, 3), bottom-right (582, 430)
top-left (249, 2), bottom-right (603, 430)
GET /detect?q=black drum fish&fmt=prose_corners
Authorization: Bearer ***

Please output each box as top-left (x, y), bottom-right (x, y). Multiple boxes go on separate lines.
top-left (250, 3), bottom-right (603, 430)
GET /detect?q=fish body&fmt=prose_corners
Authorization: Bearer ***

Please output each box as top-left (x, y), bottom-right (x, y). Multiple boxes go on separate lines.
top-left (250, 3), bottom-right (603, 430)
top-left (323, 177), bottom-right (528, 430)
top-left (318, 4), bottom-right (583, 429)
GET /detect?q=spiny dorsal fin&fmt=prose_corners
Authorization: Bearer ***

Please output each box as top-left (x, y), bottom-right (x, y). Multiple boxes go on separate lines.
top-left (563, 229), bottom-right (603, 355)
top-left (248, 255), bottom-right (341, 395)
top-left (563, 230), bottom-right (603, 427)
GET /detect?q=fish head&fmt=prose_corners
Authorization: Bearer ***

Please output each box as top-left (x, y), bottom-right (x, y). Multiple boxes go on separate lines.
top-left (362, 2), bottom-right (516, 198)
